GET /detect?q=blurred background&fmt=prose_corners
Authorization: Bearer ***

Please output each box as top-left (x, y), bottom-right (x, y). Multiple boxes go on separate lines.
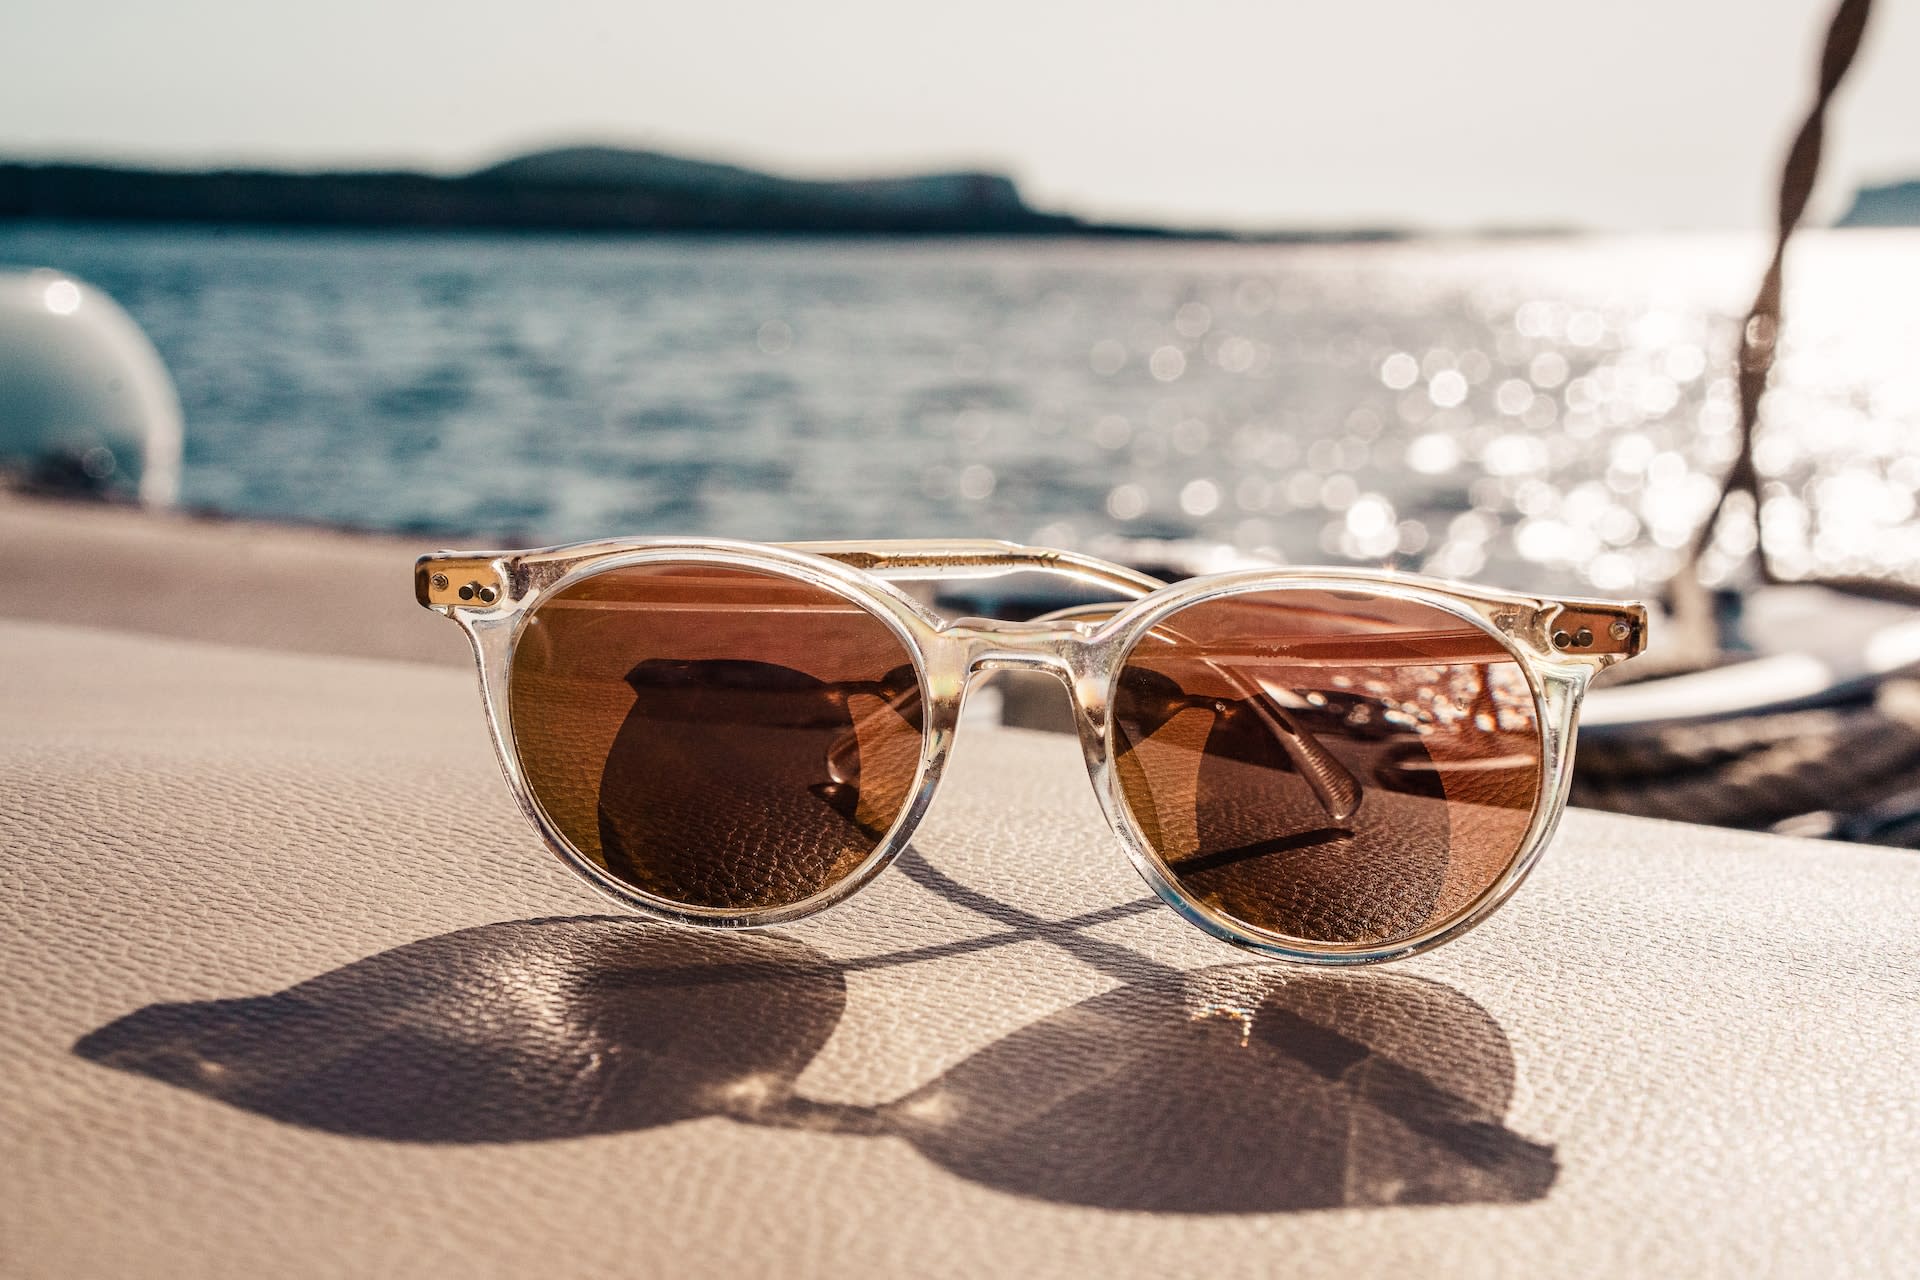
top-left (2, 0), bottom-right (1916, 595)
top-left (3, 0), bottom-right (1920, 838)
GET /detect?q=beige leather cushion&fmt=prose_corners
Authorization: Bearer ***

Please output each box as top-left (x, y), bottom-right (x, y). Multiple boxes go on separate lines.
top-left (4, 617), bottom-right (1917, 1277)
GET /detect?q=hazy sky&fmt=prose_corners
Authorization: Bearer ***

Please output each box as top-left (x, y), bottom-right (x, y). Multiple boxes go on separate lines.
top-left (6, 0), bottom-right (1917, 230)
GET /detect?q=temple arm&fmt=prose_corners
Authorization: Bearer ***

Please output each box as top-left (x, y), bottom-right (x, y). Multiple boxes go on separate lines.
top-left (782, 539), bottom-right (1167, 597)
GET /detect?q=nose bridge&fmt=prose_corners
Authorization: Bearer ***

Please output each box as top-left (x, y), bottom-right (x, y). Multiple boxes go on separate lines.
top-left (946, 617), bottom-right (1090, 680)
top-left (940, 618), bottom-right (1114, 773)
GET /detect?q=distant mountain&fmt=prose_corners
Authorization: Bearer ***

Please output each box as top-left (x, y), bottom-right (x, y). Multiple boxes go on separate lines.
top-left (475, 146), bottom-right (1030, 218)
top-left (476, 146), bottom-right (801, 190)
top-left (1836, 180), bottom-right (1920, 227)
top-left (0, 145), bottom-right (1100, 235)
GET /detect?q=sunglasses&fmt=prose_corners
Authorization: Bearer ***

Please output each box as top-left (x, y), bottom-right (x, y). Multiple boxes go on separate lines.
top-left (417, 539), bottom-right (1646, 964)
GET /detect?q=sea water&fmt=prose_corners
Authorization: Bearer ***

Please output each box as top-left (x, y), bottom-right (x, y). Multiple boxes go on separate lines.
top-left (3, 222), bottom-right (1915, 593)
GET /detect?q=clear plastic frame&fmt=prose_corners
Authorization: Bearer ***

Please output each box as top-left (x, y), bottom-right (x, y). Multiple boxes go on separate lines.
top-left (417, 538), bottom-right (1647, 965)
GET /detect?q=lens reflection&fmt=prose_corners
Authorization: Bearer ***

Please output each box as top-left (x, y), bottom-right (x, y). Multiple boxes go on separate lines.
top-left (1112, 589), bottom-right (1541, 947)
top-left (509, 563), bottom-right (925, 911)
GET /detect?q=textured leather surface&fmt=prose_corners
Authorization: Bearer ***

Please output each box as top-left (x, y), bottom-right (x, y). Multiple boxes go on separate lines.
top-left (4, 616), bottom-right (1919, 1277)
top-left (0, 492), bottom-right (470, 666)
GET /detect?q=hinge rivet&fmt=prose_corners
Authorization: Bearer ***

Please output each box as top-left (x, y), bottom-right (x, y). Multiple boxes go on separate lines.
top-left (431, 573), bottom-right (450, 591)
top-left (1609, 620), bottom-right (1631, 641)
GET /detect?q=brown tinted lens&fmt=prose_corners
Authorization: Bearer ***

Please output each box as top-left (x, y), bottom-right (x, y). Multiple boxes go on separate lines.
top-left (1112, 589), bottom-right (1541, 947)
top-left (509, 563), bottom-right (925, 912)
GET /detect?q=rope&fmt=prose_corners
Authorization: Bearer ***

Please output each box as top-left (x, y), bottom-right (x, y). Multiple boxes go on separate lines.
top-left (1572, 680), bottom-right (1920, 831)
top-left (1683, 0), bottom-right (1874, 572)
